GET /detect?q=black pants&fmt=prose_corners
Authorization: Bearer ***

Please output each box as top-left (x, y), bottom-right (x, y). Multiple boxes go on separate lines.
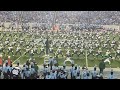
top-left (0, 71), bottom-right (2, 79)
top-left (30, 74), bottom-right (36, 79)
top-left (92, 76), bottom-right (96, 79)
top-left (100, 68), bottom-right (103, 74)
top-left (25, 76), bottom-right (30, 79)
top-left (12, 75), bottom-right (19, 79)
top-left (3, 73), bottom-right (9, 79)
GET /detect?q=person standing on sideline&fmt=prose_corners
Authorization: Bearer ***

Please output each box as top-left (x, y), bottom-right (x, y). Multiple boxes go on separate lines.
top-left (70, 64), bottom-right (74, 79)
top-left (3, 62), bottom-right (9, 79)
top-left (0, 55), bottom-right (3, 78)
top-left (99, 59), bottom-right (105, 74)
top-left (24, 66), bottom-right (31, 79)
top-left (91, 67), bottom-right (98, 79)
top-left (108, 69), bottom-right (115, 79)
top-left (8, 56), bottom-right (12, 66)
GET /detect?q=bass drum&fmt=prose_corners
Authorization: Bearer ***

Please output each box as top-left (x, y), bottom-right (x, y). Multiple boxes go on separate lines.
top-left (63, 57), bottom-right (74, 65)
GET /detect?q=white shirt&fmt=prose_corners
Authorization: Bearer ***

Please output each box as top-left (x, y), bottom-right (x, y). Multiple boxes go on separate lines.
top-left (117, 50), bottom-right (120, 53)
top-left (57, 49), bottom-right (61, 53)
top-left (12, 68), bottom-right (19, 75)
top-left (31, 50), bottom-right (33, 53)
top-left (50, 48), bottom-right (53, 51)
top-left (8, 47), bottom-right (13, 50)
top-left (82, 71), bottom-right (87, 79)
top-left (41, 47), bottom-right (44, 51)
top-left (16, 47), bottom-right (20, 51)
top-left (108, 74), bottom-right (114, 79)
top-left (50, 72), bottom-right (56, 79)
top-left (106, 51), bottom-right (110, 56)
top-left (73, 69), bottom-right (77, 77)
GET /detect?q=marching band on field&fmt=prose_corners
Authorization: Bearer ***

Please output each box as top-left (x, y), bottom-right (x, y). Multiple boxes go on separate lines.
top-left (0, 22), bottom-right (119, 79)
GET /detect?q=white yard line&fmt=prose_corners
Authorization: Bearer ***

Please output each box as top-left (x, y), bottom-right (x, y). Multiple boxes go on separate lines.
top-left (12, 52), bottom-right (26, 64)
top-left (12, 35), bottom-right (40, 64)
top-left (86, 50), bottom-right (88, 67)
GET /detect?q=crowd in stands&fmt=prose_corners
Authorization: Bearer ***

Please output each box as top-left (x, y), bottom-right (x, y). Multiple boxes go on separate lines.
top-left (0, 11), bottom-right (120, 25)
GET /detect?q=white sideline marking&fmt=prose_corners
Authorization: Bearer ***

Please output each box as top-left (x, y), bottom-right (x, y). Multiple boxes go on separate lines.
top-left (12, 35), bottom-right (39, 64)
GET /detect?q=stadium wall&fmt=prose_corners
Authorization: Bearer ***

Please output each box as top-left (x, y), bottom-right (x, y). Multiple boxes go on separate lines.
top-left (102, 25), bottom-right (120, 30)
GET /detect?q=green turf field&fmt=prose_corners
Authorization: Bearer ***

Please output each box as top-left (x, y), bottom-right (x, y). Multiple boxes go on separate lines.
top-left (0, 31), bottom-right (120, 68)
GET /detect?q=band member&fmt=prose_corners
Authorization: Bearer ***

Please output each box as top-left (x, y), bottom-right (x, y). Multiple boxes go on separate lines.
top-left (95, 42), bottom-right (99, 49)
top-left (88, 47), bottom-right (95, 58)
top-left (105, 50), bottom-right (111, 58)
top-left (25, 46), bottom-right (30, 55)
top-left (103, 43), bottom-right (107, 49)
top-left (15, 45), bottom-right (21, 55)
top-left (56, 47), bottom-right (63, 57)
top-left (78, 47), bottom-right (84, 56)
top-left (72, 48), bottom-right (79, 57)
top-left (33, 46), bottom-right (38, 55)
top-left (96, 48), bottom-right (103, 58)
top-left (49, 46), bottom-right (54, 54)
top-left (39, 46), bottom-right (45, 56)
top-left (0, 44), bottom-right (5, 54)
top-left (116, 49), bottom-right (120, 59)
top-left (19, 39), bottom-right (24, 46)
top-left (11, 40), bottom-right (16, 47)
top-left (5, 38), bottom-right (9, 46)
top-left (66, 49), bottom-right (71, 58)
top-left (111, 40), bottom-right (115, 49)
top-left (8, 45), bottom-right (14, 55)
top-left (30, 49), bottom-right (34, 59)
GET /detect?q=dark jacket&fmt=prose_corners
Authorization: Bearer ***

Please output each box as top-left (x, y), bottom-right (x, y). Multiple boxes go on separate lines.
top-left (99, 61), bottom-right (105, 69)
